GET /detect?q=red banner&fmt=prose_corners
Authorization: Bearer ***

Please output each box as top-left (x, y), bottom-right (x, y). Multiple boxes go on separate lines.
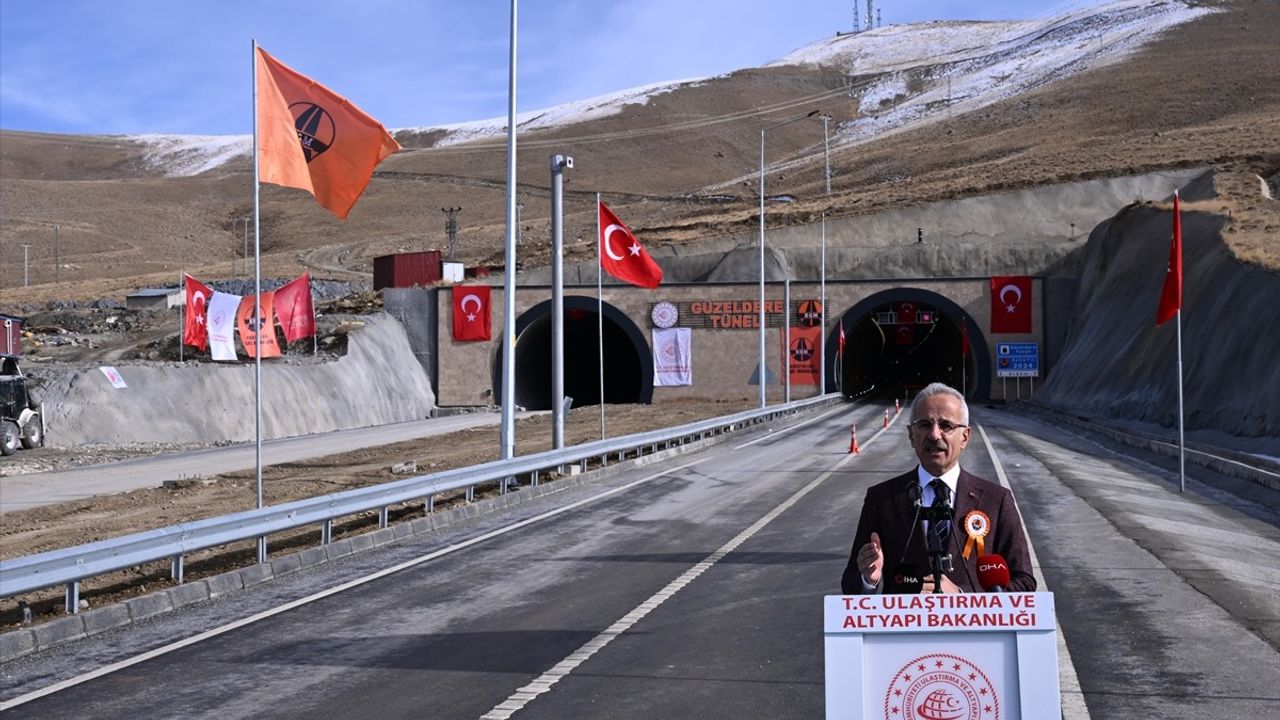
top-left (898, 301), bottom-right (916, 325)
top-left (895, 324), bottom-right (914, 345)
top-left (452, 286), bottom-right (491, 341)
top-left (786, 326), bottom-right (821, 385)
top-left (1156, 192), bottom-right (1182, 326)
top-left (275, 273), bottom-right (316, 342)
top-left (236, 293), bottom-right (283, 358)
top-left (183, 274), bottom-right (212, 351)
top-left (990, 276), bottom-right (1032, 333)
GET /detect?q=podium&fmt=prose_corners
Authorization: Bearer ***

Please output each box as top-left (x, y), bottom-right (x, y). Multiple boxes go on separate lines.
top-left (824, 593), bottom-right (1060, 719)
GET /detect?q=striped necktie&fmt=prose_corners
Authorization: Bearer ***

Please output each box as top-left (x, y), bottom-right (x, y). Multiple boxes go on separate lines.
top-left (929, 478), bottom-right (952, 542)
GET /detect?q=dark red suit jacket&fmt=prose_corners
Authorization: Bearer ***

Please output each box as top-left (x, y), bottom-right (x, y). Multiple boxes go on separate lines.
top-left (841, 468), bottom-right (1036, 594)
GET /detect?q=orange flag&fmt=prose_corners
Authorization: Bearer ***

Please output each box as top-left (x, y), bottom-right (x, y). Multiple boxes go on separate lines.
top-left (255, 46), bottom-right (401, 219)
top-left (236, 293), bottom-right (283, 358)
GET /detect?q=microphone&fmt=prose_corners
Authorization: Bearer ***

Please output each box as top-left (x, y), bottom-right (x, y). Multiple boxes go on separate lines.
top-left (886, 562), bottom-right (924, 594)
top-left (977, 554), bottom-right (1011, 592)
top-left (907, 480), bottom-right (921, 509)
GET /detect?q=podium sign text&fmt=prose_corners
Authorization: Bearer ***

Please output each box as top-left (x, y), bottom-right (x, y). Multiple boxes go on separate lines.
top-left (824, 593), bottom-right (1060, 720)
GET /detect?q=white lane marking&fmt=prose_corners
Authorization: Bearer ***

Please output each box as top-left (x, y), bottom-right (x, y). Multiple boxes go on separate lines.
top-left (976, 423), bottom-right (1092, 720)
top-left (732, 403), bottom-right (850, 449)
top-left (0, 458), bottom-right (710, 711)
top-left (480, 414), bottom-right (898, 719)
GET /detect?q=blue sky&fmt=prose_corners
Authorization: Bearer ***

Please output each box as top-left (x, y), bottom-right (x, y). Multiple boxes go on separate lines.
top-left (0, 0), bottom-right (1099, 136)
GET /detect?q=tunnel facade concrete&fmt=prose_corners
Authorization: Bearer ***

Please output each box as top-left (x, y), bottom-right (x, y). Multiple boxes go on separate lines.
top-left (435, 278), bottom-right (1046, 407)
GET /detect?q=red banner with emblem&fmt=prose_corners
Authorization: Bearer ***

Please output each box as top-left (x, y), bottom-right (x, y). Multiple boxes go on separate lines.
top-left (785, 326), bottom-right (821, 385)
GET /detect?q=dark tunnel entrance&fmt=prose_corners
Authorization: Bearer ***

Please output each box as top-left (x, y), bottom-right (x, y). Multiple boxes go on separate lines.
top-left (495, 296), bottom-right (653, 411)
top-left (825, 289), bottom-right (991, 401)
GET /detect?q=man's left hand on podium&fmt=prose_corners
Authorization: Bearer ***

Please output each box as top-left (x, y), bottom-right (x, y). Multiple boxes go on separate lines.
top-left (920, 574), bottom-right (963, 594)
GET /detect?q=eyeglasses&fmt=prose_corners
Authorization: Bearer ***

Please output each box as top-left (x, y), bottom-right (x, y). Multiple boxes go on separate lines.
top-left (909, 418), bottom-right (968, 435)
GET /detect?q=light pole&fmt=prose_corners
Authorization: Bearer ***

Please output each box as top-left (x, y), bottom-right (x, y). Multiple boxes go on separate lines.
top-left (759, 110), bottom-right (823, 408)
top-left (821, 114), bottom-right (832, 196)
top-left (550, 154), bottom-right (572, 450)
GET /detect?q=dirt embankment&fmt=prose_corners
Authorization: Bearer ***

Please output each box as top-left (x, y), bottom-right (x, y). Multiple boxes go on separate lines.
top-left (1036, 170), bottom-right (1280, 442)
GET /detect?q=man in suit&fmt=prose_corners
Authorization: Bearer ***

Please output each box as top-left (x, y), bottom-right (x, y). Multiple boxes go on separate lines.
top-left (841, 382), bottom-right (1036, 594)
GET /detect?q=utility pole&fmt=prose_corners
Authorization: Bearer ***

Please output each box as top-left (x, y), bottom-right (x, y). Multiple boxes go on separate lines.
top-left (853, 3), bottom-right (860, 33)
top-left (549, 155), bottom-right (573, 450)
top-left (242, 217), bottom-right (249, 276)
top-left (866, 1), bottom-right (874, 31)
top-left (877, 8), bottom-right (882, 28)
top-left (21, 244), bottom-right (31, 286)
top-left (516, 203), bottom-right (524, 246)
top-left (443, 207), bottom-right (462, 260)
top-left (53, 225), bottom-right (61, 283)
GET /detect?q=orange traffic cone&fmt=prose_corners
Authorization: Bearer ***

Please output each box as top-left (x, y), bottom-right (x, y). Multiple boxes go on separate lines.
top-left (849, 423), bottom-right (861, 454)
top-left (884, 409), bottom-right (890, 428)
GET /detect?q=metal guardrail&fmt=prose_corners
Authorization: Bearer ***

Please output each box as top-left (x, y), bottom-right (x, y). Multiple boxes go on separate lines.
top-left (0, 395), bottom-right (842, 609)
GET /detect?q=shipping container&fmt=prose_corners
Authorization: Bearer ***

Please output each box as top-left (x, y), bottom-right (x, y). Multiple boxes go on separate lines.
top-left (373, 250), bottom-right (443, 290)
top-left (1, 315), bottom-right (23, 355)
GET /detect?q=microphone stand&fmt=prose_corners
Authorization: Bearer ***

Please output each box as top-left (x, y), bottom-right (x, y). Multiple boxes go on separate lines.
top-left (920, 504), bottom-right (954, 593)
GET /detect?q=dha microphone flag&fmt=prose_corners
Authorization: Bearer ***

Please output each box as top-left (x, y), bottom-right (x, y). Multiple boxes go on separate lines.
top-left (255, 46), bottom-right (401, 219)
top-left (977, 554), bottom-right (1012, 592)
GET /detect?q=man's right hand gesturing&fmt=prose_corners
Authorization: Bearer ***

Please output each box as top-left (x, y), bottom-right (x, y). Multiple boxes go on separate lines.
top-left (858, 531), bottom-right (884, 586)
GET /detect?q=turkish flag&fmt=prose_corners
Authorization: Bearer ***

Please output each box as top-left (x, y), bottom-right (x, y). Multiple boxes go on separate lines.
top-left (236, 293), bottom-right (283, 358)
top-left (989, 276), bottom-right (1032, 333)
top-left (452, 286), bottom-right (491, 341)
top-left (256, 46), bottom-right (401, 219)
top-left (1156, 192), bottom-right (1182, 326)
top-left (183, 274), bottom-right (212, 351)
top-left (599, 201), bottom-right (663, 289)
top-left (275, 273), bottom-right (316, 342)
top-left (838, 321), bottom-right (846, 354)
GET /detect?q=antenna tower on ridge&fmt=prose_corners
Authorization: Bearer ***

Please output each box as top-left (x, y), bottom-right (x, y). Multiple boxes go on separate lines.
top-left (853, 4), bottom-right (860, 33)
top-left (866, 1), bottom-right (874, 30)
top-left (443, 206), bottom-right (462, 260)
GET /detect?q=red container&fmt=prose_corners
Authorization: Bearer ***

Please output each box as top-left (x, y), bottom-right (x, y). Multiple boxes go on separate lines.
top-left (373, 251), bottom-right (443, 290)
top-left (1, 314), bottom-right (22, 355)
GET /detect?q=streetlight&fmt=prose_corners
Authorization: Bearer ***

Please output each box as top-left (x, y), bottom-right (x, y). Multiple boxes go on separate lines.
top-left (759, 110), bottom-right (824, 408)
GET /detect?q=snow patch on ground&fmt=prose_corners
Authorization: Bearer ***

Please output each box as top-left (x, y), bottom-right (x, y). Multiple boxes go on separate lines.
top-left (132, 133), bottom-right (251, 176)
top-left (774, 0), bottom-right (1215, 148)
top-left (408, 78), bottom-right (704, 148)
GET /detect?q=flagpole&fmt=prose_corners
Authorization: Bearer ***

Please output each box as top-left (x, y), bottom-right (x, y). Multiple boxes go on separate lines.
top-left (179, 272), bottom-right (184, 363)
top-left (820, 213), bottom-right (826, 395)
top-left (597, 193), bottom-right (606, 441)
top-left (251, 39), bottom-right (266, 564)
top-left (499, 0), bottom-right (519, 465)
top-left (1176, 314), bottom-right (1185, 492)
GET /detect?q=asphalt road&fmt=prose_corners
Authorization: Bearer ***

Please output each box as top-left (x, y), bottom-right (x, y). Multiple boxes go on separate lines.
top-left (1, 404), bottom-right (1276, 718)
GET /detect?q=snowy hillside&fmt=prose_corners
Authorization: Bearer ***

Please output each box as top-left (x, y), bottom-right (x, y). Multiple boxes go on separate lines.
top-left (134, 0), bottom-right (1213, 177)
top-left (774, 0), bottom-right (1214, 146)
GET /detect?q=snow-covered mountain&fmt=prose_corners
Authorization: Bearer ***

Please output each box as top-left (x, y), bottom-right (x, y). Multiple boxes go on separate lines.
top-left (134, 0), bottom-right (1212, 177)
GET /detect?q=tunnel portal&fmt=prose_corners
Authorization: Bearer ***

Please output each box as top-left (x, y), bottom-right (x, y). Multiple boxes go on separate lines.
top-left (827, 290), bottom-right (990, 400)
top-left (497, 296), bottom-right (653, 411)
